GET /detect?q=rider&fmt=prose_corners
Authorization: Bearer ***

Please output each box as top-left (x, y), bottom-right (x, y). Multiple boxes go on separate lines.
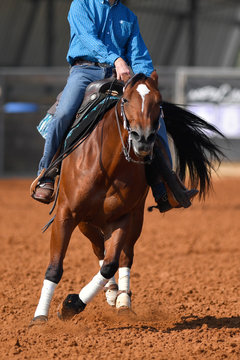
top-left (32, 0), bottom-right (198, 212)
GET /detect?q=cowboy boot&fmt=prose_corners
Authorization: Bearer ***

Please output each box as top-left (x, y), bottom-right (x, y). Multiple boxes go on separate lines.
top-left (30, 159), bottom-right (60, 205)
top-left (30, 170), bottom-right (56, 204)
top-left (156, 174), bottom-right (198, 212)
top-left (30, 144), bottom-right (62, 204)
top-left (145, 143), bottom-right (198, 213)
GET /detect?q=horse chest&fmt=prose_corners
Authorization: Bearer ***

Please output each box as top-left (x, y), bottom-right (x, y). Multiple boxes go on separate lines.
top-left (104, 178), bottom-right (147, 213)
top-left (107, 179), bottom-right (128, 197)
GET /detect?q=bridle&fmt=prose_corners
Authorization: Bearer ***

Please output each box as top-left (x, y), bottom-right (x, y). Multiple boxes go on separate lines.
top-left (114, 98), bottom-right (153, 165)
top-left (114, 80), bottom-right (163, 165)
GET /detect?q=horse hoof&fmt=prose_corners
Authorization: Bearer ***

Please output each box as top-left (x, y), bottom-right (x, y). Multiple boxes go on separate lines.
top-left (29, 315), bottom-right (48, 327)
top-left (117, 306), bottom-right (130, 313)
top-left (116, 291), bottom-right (131, 310)
top-left (117, 307), bottom-right (137, 317)
top-left (57, 294), bottom-right (86, 321)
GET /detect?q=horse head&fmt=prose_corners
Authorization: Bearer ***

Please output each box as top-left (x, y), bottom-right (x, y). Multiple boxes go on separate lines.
top-left (120, 71), bottom-right (162, 160)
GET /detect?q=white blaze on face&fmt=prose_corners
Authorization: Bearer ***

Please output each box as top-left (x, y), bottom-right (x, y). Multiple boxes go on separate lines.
top-left (137, 84), bottom-right (150, 113)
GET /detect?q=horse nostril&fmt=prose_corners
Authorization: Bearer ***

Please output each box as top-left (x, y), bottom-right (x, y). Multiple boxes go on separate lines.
top-left (131, 131), bottom-right (141, 142)
top-left (131, 130), bottom-right (156, 144)
top-left (146, 133), bottom-right (156, 144)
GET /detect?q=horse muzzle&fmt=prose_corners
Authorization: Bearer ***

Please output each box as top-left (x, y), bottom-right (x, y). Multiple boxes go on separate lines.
top-left (130, 129), bottom-right (156, 158)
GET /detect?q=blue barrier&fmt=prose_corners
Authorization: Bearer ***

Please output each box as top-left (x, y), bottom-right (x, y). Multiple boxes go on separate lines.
top-left (3, 102), bottom-right (39, 113)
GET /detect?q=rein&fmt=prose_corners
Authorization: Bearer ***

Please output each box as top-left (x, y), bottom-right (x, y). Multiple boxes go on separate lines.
top-left (114, 98), bottom-right (152, 165)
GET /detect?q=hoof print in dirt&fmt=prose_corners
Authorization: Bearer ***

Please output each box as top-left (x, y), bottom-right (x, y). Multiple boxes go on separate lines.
top-left (29, 315), bottom-right (48, 327)
top-left (57, 294), bottom-right (86, 321)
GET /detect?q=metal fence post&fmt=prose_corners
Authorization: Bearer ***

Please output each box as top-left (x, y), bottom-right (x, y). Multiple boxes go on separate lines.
top-left (189, 0), bottom-right (198, 66)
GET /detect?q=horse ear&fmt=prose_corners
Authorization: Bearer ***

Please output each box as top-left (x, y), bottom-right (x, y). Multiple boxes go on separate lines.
top-left (150, 70), bottom-right (158, 88)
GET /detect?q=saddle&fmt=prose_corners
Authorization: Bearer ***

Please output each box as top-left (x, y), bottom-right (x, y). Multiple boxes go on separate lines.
top-left (47, 78), bottom-right (123, 126)
top-left (64, 78), bottom-right (123, 149)
top-left (40, 78), bottom-right (124, 179)
top-left (73, 78), bottom-right (124, 127)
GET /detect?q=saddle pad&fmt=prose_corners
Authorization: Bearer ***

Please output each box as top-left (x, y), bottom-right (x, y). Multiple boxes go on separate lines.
top-left (64, 96), bottom-right (119, 150)
top-left (37, 113), bottom-right (53, 139)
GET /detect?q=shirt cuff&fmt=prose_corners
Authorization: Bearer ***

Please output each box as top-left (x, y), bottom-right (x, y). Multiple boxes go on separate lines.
top-left (107, 53), bottom-right (120, 66)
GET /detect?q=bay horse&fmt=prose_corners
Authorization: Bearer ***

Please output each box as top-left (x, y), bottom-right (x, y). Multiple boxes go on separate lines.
top-left (31, 72), bottom-right (223, 325)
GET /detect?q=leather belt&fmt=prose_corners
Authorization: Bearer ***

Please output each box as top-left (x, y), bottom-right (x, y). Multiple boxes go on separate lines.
top-left (73, 58), bottom-right (111, 68)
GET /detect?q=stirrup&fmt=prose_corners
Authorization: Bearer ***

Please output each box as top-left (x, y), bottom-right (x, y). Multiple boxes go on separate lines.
top-left (30, 170), bottom-right (56, 204)
top-left (149, 189), bottom-right (198, 213)
top-left (163, 171), bottom-right (198, 209)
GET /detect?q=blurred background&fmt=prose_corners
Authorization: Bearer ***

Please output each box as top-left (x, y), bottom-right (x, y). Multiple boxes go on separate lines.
top-left (0, 0), bottom-right (240, 176)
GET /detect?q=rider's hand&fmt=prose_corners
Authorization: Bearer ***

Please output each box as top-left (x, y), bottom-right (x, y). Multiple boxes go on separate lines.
top-left (114, 57), bottom-right (131, 82)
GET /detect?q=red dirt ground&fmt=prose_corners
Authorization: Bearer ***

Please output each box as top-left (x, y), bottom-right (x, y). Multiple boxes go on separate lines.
top-left (1, 174), bottom-right (240, 359)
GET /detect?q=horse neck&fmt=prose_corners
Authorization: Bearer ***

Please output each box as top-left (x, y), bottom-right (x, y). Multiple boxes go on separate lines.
top-left (100, 100), bottom-right (147, 195)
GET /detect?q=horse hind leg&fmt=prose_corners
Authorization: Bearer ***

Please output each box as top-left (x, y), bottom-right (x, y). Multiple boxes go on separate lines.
top-left (99, 260), bottom-right (118, 306)
top-left (116, 267), bottom-right (131, 310)
top-left (104, 279), bottom-right (118, 307)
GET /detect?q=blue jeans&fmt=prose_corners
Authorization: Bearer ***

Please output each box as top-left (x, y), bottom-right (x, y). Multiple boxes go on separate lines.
top-left (151, 117), bottom-right (173, 200)
top-left (38, 64), bottom-right (112, 175)
top-left (158, 116), bottom-right (172, 167)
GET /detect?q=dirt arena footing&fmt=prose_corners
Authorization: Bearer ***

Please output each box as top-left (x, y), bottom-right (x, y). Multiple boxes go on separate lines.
top-left (1, 167), bottom-right (240, 359)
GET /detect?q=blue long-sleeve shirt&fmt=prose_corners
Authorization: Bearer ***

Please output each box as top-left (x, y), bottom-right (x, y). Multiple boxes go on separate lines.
top-left (67, 0), bottom-right (154, 76)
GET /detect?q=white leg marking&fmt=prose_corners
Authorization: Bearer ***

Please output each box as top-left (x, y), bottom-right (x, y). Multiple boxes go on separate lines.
top-left (116, 267), bottom-right (131, 309)
top-left (99, 260), bottom-right (104, 267)
top-left (99, 260), bottom-right (118, 306)
top-left (137, 84), bottom-right (150, 113)
top-left (34, 279), bottom-right (57, 317)
top-left (79, 271), bottom-right (108, 304)
top-left (118, 267), bottom-right (130, 291)
top-left (105, 287), bottom-right (118, 306)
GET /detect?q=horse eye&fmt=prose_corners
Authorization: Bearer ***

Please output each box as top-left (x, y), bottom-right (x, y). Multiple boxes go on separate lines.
top-left (123, 98), bottom-right (128, 104)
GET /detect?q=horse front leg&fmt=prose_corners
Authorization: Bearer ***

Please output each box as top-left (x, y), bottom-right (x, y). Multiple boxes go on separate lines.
top-left (116, 207), bottom-right (144, 311)
top-left (30, 207), bottom-right (77, 326)
top-left (78, 222), bottom-right (118, 306)
top-left (58, 216), bottom-right (131, 320)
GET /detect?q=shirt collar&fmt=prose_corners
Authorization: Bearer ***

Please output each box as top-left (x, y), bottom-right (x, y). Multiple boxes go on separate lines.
top-left (99, 0), bottom-right (120, 5)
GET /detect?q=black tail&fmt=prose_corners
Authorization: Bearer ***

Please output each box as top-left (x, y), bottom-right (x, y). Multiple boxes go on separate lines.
top-left (162, 101), bottom-right (226, 198)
